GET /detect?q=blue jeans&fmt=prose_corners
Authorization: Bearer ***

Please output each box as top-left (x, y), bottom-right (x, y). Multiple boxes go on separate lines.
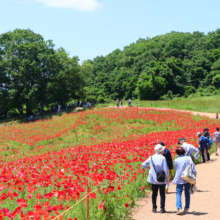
top-left (176, 183), bottom-right (191, 210)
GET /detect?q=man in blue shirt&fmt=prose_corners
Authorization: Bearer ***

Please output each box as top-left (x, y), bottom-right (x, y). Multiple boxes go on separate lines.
top-left (197, 132), bottom-right (209, 163)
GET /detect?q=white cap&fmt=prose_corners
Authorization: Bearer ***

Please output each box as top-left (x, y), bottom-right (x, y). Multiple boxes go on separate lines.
top-left (154, 144), bottom-right (165, 154)
top-left (196, 132), bottom-right (201, 137)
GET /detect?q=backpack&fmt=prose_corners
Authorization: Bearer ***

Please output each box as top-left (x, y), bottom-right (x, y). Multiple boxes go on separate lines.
top-left (208, 137), bottom-right (213, 147)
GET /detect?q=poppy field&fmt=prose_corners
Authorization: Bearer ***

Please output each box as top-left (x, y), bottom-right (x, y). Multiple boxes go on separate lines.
top-left (0, 108), bottom-right (218, 220)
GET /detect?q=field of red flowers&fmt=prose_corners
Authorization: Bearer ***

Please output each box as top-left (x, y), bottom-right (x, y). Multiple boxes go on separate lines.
top-left (0, 108), bottom-right (219, 219)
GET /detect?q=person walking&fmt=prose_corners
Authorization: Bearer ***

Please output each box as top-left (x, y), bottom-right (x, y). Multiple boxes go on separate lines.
top-left (204, 132), bottom-right (213, 161)
top-left (178, 137), bottom-right (200, 162)
top-left (120, 99), bottom-right (123, 107)
top-left (214, 127), bottom-right (220, 156)
top-left (173, 147), bottom-right (197, 215)
top-left (159, 142), bottom-right (173, 194)
top-left (116, 98), bottom-right (119, 108)
top-left (197, 132), bottom-right (209, 163)
top-left (203, 128), bottom-right (211, 137)
top-left (142, 144), bottom-right (169, 213)
top-left (128, 98), bottom-right (131, 106)
top-left (58, 105), bottom-right (61, 113)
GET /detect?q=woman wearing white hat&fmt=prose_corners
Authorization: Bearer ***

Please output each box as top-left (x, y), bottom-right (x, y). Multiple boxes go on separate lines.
top-left (142, 144), bottom-right (169, 213)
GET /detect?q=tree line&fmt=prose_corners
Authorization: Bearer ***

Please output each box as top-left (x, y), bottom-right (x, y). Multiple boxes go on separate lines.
top-left (1, 29), bottom-right (220, 117)
top-left (86, 30), bottom-right (220, 102)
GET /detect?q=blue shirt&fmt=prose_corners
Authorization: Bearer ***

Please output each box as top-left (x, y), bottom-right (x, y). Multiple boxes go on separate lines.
top-left (142, 153), bottom-right (169, 185)
top-left (173, 155), bottom-right (197, 185)
top-left (199, 136), bottom-right (209, 149)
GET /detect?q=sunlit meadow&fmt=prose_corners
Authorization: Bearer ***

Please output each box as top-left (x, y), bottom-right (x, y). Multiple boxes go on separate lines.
top-left (0, 107), bottom-right (218, 219)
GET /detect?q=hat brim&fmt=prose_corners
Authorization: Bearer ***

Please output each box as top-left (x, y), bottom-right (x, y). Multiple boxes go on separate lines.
top-left (157, 146), bottom-right (165, 153)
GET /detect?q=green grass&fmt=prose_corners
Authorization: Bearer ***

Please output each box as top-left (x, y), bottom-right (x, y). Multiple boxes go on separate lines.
top-left (2, 95), bottom-right (220, 125)
top-left (0, 107), bottom-right (85, 124)
top-left (104, 95), bottom-right (220, 113)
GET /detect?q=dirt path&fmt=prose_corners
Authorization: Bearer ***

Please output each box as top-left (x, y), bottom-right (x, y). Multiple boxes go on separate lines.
top-left (132, 154), bottom-right (220, 220)
top-left (147, 107), bottom-right (217, 119)
top-left (115, 106), bottom-right (217, 119)
top-left (131, 109), bottom-right (219, 220)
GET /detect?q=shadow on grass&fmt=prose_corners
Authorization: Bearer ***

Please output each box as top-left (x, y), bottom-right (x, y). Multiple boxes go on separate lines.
top-left (1, 107), bottom-right (89, 125)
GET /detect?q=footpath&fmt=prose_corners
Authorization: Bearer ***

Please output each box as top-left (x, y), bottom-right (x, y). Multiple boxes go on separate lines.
top-left (148, 108), bottom-right (217, 119)
top-left (131, 109), bottom-right (219, 220)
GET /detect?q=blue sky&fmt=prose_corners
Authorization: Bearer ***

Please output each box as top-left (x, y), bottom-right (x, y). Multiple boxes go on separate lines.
top-left (1, 0), bottom-right (220, 62)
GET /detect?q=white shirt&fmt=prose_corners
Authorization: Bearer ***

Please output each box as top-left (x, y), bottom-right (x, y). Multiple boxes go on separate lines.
top-left (142, 153), bottom-right (169, 185)
top-left (181, 142), bottom-right (199, 159)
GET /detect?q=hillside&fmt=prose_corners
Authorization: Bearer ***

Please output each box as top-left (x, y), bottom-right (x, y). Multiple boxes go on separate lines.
top-left (86, 30), bottom-right (220, 102)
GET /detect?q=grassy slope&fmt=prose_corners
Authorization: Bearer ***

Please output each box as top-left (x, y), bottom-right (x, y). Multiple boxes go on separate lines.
top-left (104, 95), bottom-right (220, 113)
top-left (1, 95), bottom-right (220, 125)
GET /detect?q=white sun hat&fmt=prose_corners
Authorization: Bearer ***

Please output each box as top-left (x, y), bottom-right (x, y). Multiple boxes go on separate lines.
top-left (154, 144), bottom-right (165, 154)
top-left (196, 132), bottom-right (201, 137)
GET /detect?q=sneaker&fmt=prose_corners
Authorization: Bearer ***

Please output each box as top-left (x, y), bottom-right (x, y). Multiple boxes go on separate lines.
top-left (161, 209), bottom-right (166, 213)
top-left (176, 209), bottom-right (184, 215)
top-left (184, 209), bottom-right (189, 213)
top-left (152, 208), bottom-right (157, 213)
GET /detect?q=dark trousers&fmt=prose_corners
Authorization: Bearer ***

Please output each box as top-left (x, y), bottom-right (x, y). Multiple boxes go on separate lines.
top-left (201, 148), bottom-right (207, 163)
top-left (207, 151), bottom-right (210, 161)
top-left (207, 148), bottom-right (211, 160)
top-left (152, 184), bottom-right (166, 209)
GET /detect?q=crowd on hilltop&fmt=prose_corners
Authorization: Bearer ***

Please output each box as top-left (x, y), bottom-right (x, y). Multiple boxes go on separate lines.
top-left (142, 127), bottom-right (220, 215)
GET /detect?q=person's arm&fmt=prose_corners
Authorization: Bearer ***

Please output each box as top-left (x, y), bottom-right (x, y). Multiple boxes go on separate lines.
top-left (167, 151), bottom-right (173, 170)
top-left (142, 158), bottom-right (150, 169)
top-left (206, 139), bottom-right (209, 147)
top-left (162, 158), bottom-right (169, 183)
top-left (191, 157), bottom-right (197, 177)
top-left (192, 145), bottom-right (200, 159)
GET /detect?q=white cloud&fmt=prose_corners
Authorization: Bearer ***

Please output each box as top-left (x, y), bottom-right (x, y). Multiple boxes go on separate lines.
top-left (35, 0), bottom-right (101, 11)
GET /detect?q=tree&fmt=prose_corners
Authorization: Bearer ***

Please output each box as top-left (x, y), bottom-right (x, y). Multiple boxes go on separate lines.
top-left (184, 86), bottom-right (196, 97)
top-left (87, 29), bottom-right (220, 100)
top-left (0, 29), bottom-right (86, 116)
top-left (0, 29), bottom-right (61, 114)
top-left (137, 72), bottom-right (167, 100)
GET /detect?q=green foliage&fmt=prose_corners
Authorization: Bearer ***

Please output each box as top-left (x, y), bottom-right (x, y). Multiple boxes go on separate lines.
top-left (184, 86), bottom-right (196, 97)
top-left (0, 29), bottom-right (87, 116)
top-left (87, 29), bottom-right (220, 101)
